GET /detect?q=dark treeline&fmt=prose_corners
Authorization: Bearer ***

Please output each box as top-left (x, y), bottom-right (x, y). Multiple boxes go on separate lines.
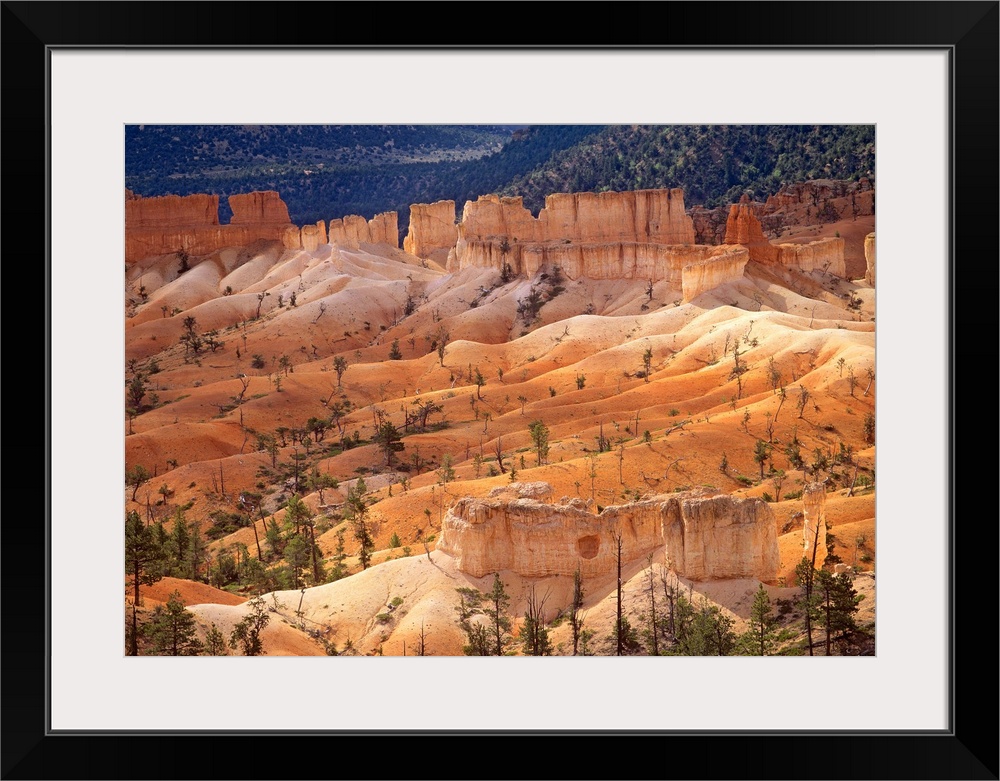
top-left (499, 124), bottom-right (875, 212)
top-left (125, 124), bottom-right (873, 236)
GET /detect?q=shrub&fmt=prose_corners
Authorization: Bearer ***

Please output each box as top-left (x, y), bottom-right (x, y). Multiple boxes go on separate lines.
top-left (250, 354), bottom-right (266, 370)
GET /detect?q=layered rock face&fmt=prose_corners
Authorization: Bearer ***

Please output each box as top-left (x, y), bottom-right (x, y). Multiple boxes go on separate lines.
top-left (864, 232), bottom-right (875, 285)
top-left (125, 193), bottom-right (219, 229)
top-left (662, 493), bottom-right (779, 581)
top-left (125, 191), bottom-right (294, 265)
top-left (300, 221), bottom-right (328, 252)
top-left (326, 212), bottom-right (399, 249)
top-left (456, 188), bottom-right (695, 252)
top-left (689, 204), bottom-right (731, 245)
top-left (447, 188), bottom-right (748, 298)
top-left (403, 200), bottom-right (457, 259)
top-left (438, 484), bottom-right (779, 582)
top-left (681, 246), bottom-right (750, 301)
top-left (228, 190), bottom-right (291, 225)
top-left (724, 195), bottom-right (845, 276)
top-left (802, 482), bottom-right (828, 569)
top-left (724, 195), bottom-right (772, 249)
top-left (763, 178), bottom-right (874, 215)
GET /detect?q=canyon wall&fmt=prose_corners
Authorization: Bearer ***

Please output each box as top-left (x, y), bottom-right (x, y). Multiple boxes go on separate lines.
top-left (681, 246), bottom-right (750, 302)
top-left (403, 200), bottom-right (457, 260)
top-left (662, 493), bottom-right (779, 581)
top-left (438, 483), bottom-right (779, 582)
top-left (326, 212), bottom-right (399, 249)
top-left (724, 194), bottom-right (845, 277)
top-left (763, 178), bottom-right (874, 216)
top-left (455, 188), bottom-right (695, 253)
top-left (126, 189), bottom-right (399, 263)
top-left (228, 190), bottom-right (292, 225)
top-left (125, 190), bottom-right (294, 265)
top-left (125, 193), bottom-right (219, 229)
top-left (446, 188), bottom-right (748, 298)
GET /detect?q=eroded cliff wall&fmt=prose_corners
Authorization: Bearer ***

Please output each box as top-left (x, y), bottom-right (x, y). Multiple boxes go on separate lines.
top-left (125, 190), bottom-right (294, 265)
top-left (724, 194), bottom-right (846, 277)
top-left (864, 232), bottom-right (875, 285)
top-left (438, 484), bottom-right (779, 582)
top-left (403, 200), bottom-right (457, 259)
top-left (326, 212), bottom-right (399, 249)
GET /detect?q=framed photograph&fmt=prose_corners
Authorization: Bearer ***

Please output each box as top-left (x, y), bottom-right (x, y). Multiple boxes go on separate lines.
top-left (6, 2), bottom-right (996, 778)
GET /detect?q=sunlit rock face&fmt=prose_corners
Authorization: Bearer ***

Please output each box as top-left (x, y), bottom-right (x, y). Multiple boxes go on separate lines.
top-left (404, 200), bottom-right (457, 260)
top-left (439, 484), bottom-right (779, 582)
top-left (864, 232), bottom-right (875, 285)
top-left (125, 191), bottom-right (294, 265)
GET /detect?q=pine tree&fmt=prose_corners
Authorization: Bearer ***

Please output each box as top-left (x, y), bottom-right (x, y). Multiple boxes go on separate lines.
top-left (815, 570), bottom-right (864, 654)
top-left (346, 479), bottom-right (374, 570)
top-left (484, 574), bottom-right (513, 655)
top-left (205, 623), bottom-right (228, 655)
top-left (741, 583), bottom-right (777, 655)
top-left (143, 591), bottom-right (203, 656)
top-left (229, 595), bottom-right (270, 656)
top-left (125, 509), bottom-right (165, 655)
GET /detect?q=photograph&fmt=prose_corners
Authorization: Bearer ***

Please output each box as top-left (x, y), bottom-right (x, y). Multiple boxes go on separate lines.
top-left (123, 123), bottom-right (878, 659)
top-left (7, 2), bottom-right (993, 775)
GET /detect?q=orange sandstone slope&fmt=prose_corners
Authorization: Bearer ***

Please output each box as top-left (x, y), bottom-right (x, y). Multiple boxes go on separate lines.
top-left (125, 189), bottom-right (875, 656)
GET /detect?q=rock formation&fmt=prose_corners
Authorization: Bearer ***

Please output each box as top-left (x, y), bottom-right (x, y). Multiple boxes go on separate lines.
top-left (724, 195), bottom-right (772, 250)
top-left (228, 190), bottom-right (291, 225)
top-left (327, 212), bottom-right (399, 249)
top-left (802, 482), bottom-right (828, 569)
top-left (403, 200), bottom-right (457, 260)
top-left (125, 193), bottom-right (219, 229)
top-left (724, 194), bottom-right (846, 277)
top-left (661, 493), bottom-right (779, 581)
top-left (763, 178), bottom-right (874, 216)
top-left (438, 483), bottom-right (779, 582)
top-left (864, 232), bottom-right (875, 285)
top-left (125, 191), bottom-right (294, 265)
top-left (455, 189), bottom-right (695, 256)
top-left (300, 221), bottom-right (327, 252)
top-left (680, 246), bottom-right (750, 301)
top-left (445, 188), bottom-right (751, 299)
top-left (688, 204), bottom-right (731, 245)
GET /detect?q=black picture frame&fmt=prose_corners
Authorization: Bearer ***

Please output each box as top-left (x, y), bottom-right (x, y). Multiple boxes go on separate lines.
top-left (3, 2), bottom-right (996, 779)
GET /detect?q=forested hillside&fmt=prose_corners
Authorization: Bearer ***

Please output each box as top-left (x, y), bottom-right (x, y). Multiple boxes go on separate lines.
top-left (125, 124), bottom-right (602, 230)
top-left (500, 125), bottom-right (875, 212)
top-left (125, 124), bottom-right (874, 234)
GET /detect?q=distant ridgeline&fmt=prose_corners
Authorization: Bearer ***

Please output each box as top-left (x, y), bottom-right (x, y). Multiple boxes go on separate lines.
top-left (124, 124), bottom-right (874, 236)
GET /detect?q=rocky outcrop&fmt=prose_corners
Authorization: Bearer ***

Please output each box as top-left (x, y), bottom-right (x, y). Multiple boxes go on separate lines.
top-left (776, 238), bottom-right (845, 276)
top-left (438, 484), bottom-right (779, 582)
top-left (125, 191), bottom-right (295, 264)
top-left (689, 204), bottom-right (731, 245)
top-left (125, 193), bottom-right (219, 229)
top-left (662, 493), bottom-right (779, 581)
top-left (725, 195), bottom-right (845, 276)
top-left (403, 200), bottom-right (457, 259)
top-left (681, 246), bottom-right (750, 301)
top-left (456, 188), bottom-right (695, 253)
top-left (300, 221), bottom-right (327, 252)
top-left (864, 232), bottom-right (875, 285)
top-left (724, 194), bottom-right (772, 250)
top-left (763, 178), bottom-right (874, 216)
top-left (802, 482), bottom-right (828, 569)
top-left (229, 190), bottom-right (291, 225)
top-left (450, 189), bottom-right (730, 291)
top-left (328, 212), bottom-right (399, 249)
